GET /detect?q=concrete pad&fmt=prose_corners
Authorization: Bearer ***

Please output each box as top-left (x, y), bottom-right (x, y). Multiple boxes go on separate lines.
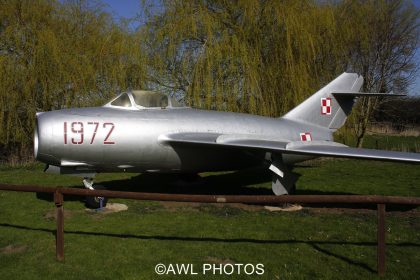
top-left (86, 203), bottom-right (128, 213)
top-left (264, 204), bottom-right (303, 212)
top-left (105, 203), bottom-right (128, 212)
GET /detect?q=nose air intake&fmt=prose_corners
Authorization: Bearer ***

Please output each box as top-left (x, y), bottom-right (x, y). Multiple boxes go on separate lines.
top-left (34, 112), bottom-right (44, 159)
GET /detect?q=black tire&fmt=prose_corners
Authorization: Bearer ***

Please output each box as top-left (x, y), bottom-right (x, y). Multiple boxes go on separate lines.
top-left (281, 184), bottom-right (297, 208)
top-left (85, 185), bottom-right (108, 209)
top-left (179, 173), bottom-right (201, 182)
top-left (289, 184), bottom-right (297, 195)
top-left (86, 195), bottom-right (108, 209)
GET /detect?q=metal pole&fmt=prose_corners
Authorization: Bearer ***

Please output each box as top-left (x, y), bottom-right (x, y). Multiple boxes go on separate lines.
top-left (377, 203), bottom-right (386, 276)
top-left (54, 191), bottom-right (64, 262)
top-left (1, 184), bottom-right (420, 205)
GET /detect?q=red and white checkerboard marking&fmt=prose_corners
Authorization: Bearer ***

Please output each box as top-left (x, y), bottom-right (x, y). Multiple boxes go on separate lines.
top-left (300, 132), bottom-right (312, 141)
top-left (321, 97), bottom-right (332, 115)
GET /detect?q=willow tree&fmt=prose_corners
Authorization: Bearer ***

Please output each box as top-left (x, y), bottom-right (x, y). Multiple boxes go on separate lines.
top-left (0, 0), bottom-right (146, 161)
top-left (141, 0), bottom-right (346, 116)
top-left (141, 0), bottom-right (419, 146)
top-left (336, 0), bottom-right (420, 147)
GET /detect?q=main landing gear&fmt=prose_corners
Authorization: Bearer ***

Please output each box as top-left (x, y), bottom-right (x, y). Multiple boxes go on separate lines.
top-left (83, 178), bottom-right (108, 209)
top-left (269, 158), bottom-right (300, 210)
top-left (269, 158), bottom-right (297, 195)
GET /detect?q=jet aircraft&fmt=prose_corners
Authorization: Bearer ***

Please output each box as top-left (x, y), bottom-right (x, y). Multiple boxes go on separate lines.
top-left (34, 73), bottom-right (420, 207)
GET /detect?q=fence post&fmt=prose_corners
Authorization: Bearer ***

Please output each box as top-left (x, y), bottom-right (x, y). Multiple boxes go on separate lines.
top-left (377, 203), bottom-right (386, 276)
top-left (54, 190), bottom-right (64, 261)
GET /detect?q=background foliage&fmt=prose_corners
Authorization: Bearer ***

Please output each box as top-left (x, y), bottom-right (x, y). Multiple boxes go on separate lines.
top-left (0, 0), bottom-right (419, 162)
top-left (0, 0), bottom-right (146, 161)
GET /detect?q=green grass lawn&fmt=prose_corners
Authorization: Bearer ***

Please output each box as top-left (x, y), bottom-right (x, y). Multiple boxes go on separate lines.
top-left (336, 132), bottom-right (420, 152)
top-left (362, 134), bottom-right (420, 152)
top-left (0, 158), bottom-right (419, 279)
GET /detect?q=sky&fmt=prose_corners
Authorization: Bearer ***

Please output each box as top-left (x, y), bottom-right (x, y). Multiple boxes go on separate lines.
top-left (101, 0), bottom-right (420, 95)
top-left (411, 0), bottom-right (420, 96)
top-left (100, 0), bottom-right (144, 29)
top-left (101, 0), bottom-right (140, 19)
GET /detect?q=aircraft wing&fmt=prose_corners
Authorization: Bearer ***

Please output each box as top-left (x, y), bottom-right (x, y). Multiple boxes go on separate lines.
top-left (159, 133), bottom-right (420, 163)
top-left (283, 142), bottom-right (420, 163)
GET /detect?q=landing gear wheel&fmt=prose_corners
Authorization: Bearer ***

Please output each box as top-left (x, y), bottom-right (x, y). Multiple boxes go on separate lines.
top-left (282, 184), bottom-right (298, 209)
top-left (86, 196), bottom-right (108, 209)
top-left (85, 185), bottom-right (108, 209)
top-left (289, 184), bottom-right (297, 195)
top-left (179, 173), bottom-right (201, 182)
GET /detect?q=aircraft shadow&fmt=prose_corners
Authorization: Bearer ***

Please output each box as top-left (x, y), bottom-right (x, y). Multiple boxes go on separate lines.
top-left (35, 167), bottom-right (417, 212)
top-left (35, 167), bottom-right (274, 205)
top-left (92, 168), bottom-right (419, 212)
top-left (96, 167), bottom-right (275, 195)
top-left (1, 222), bottom-right (420, 274)
top-left (36, 192), bottom-right (85, 204)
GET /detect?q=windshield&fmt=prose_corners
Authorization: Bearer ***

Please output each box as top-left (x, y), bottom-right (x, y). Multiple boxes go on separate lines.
top-left (110, 93), bottom-right (132, 107)
top-left (131, 90), bottom-right (169, 108)
top-left (105, 90), bottom-right (186, 109)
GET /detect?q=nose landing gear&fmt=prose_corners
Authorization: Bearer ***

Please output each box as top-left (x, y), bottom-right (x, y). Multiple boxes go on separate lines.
top-left (83, 178), bottom-right (108, 209)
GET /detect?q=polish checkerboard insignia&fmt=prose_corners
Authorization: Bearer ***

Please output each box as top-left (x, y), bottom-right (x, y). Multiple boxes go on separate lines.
top-left (321, 97), bottom-right (332, 115)
top-left (300, 132), bottom-right (312, 141)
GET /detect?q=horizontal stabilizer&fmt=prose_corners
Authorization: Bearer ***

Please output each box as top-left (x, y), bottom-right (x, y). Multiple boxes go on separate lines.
top-left (332, 91), bottom-right (406, 97)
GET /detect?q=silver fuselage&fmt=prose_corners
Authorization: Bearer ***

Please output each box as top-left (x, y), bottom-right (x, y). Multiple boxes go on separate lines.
top-left (35, 107), bottom-right (332, 173)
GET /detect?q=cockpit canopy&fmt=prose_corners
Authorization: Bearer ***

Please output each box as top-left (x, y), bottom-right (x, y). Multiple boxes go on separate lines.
top-left (105, 90), bottom-right (185, 109)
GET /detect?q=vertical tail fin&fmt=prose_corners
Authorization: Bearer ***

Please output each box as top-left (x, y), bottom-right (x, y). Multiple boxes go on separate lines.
top-left (283, 73), bottom-right (363, 131)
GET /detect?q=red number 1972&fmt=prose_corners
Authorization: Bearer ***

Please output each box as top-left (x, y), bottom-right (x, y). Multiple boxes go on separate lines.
top-left (64, 122), bottom-right (115, 145)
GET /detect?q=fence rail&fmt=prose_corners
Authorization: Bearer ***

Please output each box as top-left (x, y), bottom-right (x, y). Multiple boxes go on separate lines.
top-left (0, 183), bottom-right (419, 276)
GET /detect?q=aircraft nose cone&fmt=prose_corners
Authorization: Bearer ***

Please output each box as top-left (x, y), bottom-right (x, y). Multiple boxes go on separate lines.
top-left (33, 111), bottom-right (65, 166)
